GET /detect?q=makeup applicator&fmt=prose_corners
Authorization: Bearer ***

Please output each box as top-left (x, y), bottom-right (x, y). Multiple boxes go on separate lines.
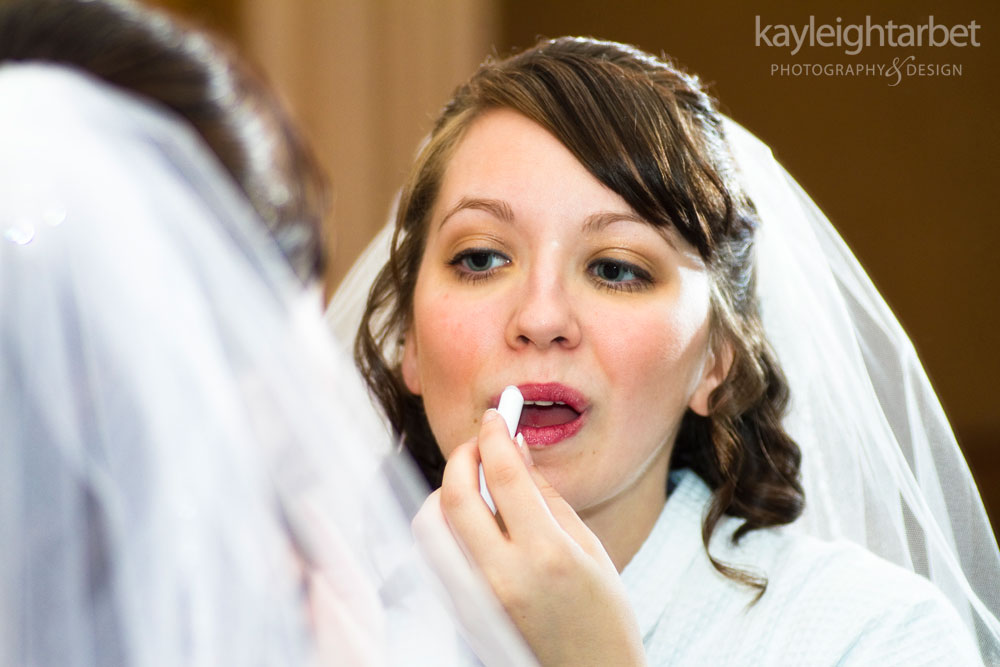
top-left (480, 385), bottom-right (524, 511)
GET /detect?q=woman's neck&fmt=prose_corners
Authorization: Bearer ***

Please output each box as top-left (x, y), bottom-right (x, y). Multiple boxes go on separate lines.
top-left (578, 454), bottom-right (671, 572)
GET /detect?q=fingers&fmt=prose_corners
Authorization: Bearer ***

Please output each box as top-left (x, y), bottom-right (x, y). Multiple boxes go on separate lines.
top-left (478, 413), bottom-right (611, 562)
top-left (434, 436), bottom-right (516, 575)
top-left (438, 409), bottom-right (611, 567)
top-left (431, 414), bottom-right (639, 665)
top-left (476, 410), bottom-right (564, 542)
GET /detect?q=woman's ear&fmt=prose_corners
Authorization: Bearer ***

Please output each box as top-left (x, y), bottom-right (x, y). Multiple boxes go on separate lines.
top-left (688, 340), bottom-right (734, 417)
top-left (401, 330), bottom-right (422, 395)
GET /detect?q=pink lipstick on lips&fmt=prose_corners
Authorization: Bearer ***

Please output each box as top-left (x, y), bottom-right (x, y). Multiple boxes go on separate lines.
top-left (492, 382), bottom-right (588, 447)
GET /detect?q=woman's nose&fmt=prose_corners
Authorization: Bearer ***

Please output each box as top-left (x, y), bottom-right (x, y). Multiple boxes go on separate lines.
top-left (505, 270), bottom-right (581, 350)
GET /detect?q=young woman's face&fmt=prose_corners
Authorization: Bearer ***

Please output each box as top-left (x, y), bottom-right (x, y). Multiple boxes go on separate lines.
top-left (403, 109), bottom-right (725, 519)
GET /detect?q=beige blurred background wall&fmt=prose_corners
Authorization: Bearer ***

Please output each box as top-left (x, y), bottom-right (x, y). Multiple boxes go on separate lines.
top-left (152, 0), bottom-right (998, 534)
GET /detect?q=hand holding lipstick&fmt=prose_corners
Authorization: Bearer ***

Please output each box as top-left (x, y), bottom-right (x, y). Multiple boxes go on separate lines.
top-left (425, 400), bottom-right (646, 666)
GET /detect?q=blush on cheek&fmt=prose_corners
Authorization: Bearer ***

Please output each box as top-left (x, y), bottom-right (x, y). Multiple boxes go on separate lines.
top-left (421, 299), bottom-right (496, 368)
top-left (415, 295), bottom-right (499, 452)
top-left (596, 307), bottom-right (707, 408)
top-left (598, 311), bottom-right (679, 369)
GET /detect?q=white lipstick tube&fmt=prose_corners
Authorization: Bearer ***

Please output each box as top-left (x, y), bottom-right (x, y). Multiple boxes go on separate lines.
top-left (480, 385), bottom-right (523, 511)
top-left (497, 385), bottom-right (524, 439)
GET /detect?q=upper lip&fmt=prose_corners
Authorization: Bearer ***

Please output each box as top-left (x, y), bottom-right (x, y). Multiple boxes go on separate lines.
top-left (491, 382), bottom-right (588, 414)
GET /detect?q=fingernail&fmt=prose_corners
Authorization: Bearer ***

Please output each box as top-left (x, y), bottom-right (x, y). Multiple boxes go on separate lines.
top-left (482, 408), bottom-right (501, 424)
top-left (515, 433), bottom-right (533, 465)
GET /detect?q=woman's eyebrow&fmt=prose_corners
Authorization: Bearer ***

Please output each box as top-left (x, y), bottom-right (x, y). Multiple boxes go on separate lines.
top-left (581, 210), bottom-right (647, 233)
top-left (583, 211), bottom-right (678, 248)
top-left (439, 197), bottom-right (514, 230)
top-left (438, 200), bottom-right (677, 248)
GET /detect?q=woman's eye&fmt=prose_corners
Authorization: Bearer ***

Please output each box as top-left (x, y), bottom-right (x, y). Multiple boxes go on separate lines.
top-left (593, 260), bottom-right (633, 282)
top-left (462, 251), bottom-right (506, 272)
top-left (449, 248), bottom-right (510, 279)
top-left (588, 259), bottom-right (653, 291)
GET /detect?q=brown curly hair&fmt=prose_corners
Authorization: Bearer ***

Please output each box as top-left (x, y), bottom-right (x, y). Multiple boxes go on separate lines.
top-left (357, 36), bottom-right (804, 592)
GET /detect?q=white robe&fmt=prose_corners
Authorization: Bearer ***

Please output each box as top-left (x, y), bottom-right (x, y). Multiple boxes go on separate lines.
top-left (621, 468), bottom-right (983, 665)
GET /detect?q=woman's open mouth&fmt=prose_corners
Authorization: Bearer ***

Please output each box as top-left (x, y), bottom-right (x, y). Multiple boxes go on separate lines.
top-left (494, 383), bottom-right (587, 446)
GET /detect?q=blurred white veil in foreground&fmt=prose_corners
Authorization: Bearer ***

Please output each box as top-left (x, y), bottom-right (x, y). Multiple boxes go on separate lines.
top-left (0, 64), bottom-right (532, 666)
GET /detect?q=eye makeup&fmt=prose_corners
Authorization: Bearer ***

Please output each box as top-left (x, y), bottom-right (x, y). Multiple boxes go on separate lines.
top-left (448, 247), bottom-right (511, 282)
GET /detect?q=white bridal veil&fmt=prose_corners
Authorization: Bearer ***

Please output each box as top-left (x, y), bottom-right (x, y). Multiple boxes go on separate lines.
top-left (328, 119), bottom-right (1000, 663)
top-left (724, 119), bottom-right (1000, 662)
top-left (0, 64), bottom-right (533, 666)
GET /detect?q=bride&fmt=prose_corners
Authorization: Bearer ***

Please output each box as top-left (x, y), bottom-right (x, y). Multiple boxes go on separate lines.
top-left (333, 36), bottom-right (1000, 664)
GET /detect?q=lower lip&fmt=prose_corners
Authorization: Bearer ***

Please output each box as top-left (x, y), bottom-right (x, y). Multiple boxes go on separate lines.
top-left (518, 413), bottom-right (585, 447)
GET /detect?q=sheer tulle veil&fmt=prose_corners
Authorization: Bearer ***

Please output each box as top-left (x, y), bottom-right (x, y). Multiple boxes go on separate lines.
top-left (328, 118), bottom-right (1000, 662)
top-left (1, 63), bottom-right (534, 666)
top-left (724, 120), bottom-right (999, 660)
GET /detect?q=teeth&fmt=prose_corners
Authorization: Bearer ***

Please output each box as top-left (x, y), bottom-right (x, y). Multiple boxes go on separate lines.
top-left (523, 400), bottom-right (563, 407)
